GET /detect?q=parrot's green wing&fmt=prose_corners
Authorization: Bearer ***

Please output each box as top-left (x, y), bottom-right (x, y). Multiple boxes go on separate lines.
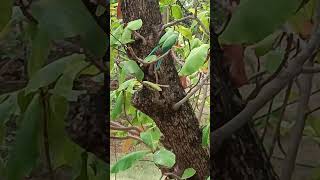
top-left (161, 33), bottom-right (178, 53)
top-left (147, 44), bottom-right (160, 56)
top-left (156, 33), bottom-right (179, 70)
top-left (147, 28), bottom-right (175, 57)
top-left (158, 28), bottom-right (174, 45)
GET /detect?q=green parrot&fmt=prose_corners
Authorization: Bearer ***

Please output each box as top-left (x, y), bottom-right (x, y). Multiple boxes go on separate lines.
top-left (146, 29), bottom-right (179, 69)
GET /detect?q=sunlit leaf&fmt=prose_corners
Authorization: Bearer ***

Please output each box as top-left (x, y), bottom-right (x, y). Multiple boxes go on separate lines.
top-left (179, 44), bottom-right (209, 76)
top-left (181, 168), bottom-right (196, 179)
top-left (7, 94), bottom-right (42, 180)
top-left (111, 150), bottom-right (149, 173)
top-left (153, 148), bottom-right (176, 168)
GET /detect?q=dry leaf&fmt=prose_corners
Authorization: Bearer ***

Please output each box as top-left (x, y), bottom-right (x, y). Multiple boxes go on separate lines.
top-left (222, 44), bottom-right (248, 88)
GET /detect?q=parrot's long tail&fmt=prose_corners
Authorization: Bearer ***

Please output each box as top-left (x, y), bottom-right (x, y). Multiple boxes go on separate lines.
top-left (155, 59), bottom-right (163, 70)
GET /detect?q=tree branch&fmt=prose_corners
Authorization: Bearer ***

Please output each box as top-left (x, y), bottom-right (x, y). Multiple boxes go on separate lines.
top-left (212, 1), bottom-right (320, 151)
top-left (133, 31), bottom-right (147, 45)
top-left (280, 60), bottom-right (313, 180)
top-left (302, 65), bottom-right (320, 73)
top-left (161, 15), bottom-right (194, 31)
top-left (173, 74), bottom-right (209, 110)
top-left (268, 81), bottom-right (293, 158)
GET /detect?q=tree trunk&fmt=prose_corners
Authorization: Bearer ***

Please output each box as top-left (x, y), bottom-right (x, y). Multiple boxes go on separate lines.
top-left (121, 0), bottom-right (209, 179)
top-left (211, 29), bottom-right (279, 179)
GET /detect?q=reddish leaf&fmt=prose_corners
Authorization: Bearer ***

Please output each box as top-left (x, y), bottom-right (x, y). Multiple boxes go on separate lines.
top-left (222, 44), bottom-right (248, 88)
top-left (300, 20), bottom-right (313, 40)
top-left (179, 76), bottom-right (188, 89)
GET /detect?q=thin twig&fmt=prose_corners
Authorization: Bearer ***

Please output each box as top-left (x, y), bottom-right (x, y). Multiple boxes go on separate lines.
top-left (173, 74), bottom-right (209, 110)
top-left (212, 2), bottom-right (320, 150)
top-left (198, 65), bottom-right (210, 120)
top-left (280, 59), bottom-right (314, 180)
top-left (170, 50), bottom-right (184, 66)
top-left (272, 155), bottom-right (316, 168)
top-left (187, 73), bottom-right (202, 94)
top-left (260, 98), bottom-right (274, 142)
top-left (127, 46), bottom-right (145, 64)
top-left (248, 71), bottom-right (268, 83)
top-left (163, 172), bottom-right (182, 180)
top-left (18, 0), bottom-right (38, 24)
top-left (110, 135), bottom-right (144, 143)
top-left (133, 31), bottom-right (147, 45)
top-left (246, 33), bottom-right (294, 102)
top-left (268, 81), bottom-right (293, 158)
top-left (302, 65), bottom-right (320, 73)
top-left (197, 84), bottom-right (208, 120)
top-left (254, 88), bottom-right (320, 120)
top-left (110, 121), bottom-right (142, 133)
top-left (161, 15), bottom-right (194, 31)
top-left (144, 50), bottom-right (171, 65)
top-left (306, 105), bottom-right (320, 116)
top-left (194, 15), bottom-right (210, 35)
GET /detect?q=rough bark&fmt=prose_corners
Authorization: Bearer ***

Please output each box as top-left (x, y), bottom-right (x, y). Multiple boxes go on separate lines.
top-left (121, 0), bottom-right (209, 179)
top-left (211, 28), bottom-right (279, 180)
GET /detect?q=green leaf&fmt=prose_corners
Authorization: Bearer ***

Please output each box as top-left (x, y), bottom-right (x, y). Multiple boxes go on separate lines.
top-left (7, 94), bottom-right (42, 180)
top-left (118, 79), bottom-right (138, 92)
top-left (253, 31), bottom-right (281, 57)
top-left (31, 0), bottom-right (104, 40)
top-left (0, 93), bottom-right (17, 125)
top-left (80, 65), bottom-right (100, 76)
top-left (264, 49), bottom-right (284, 73)
top-left (17, 89), bottom-right (35, 114)
top-left (181, 168), bottom-right (196, 179)
top-left (126, 19), bottom-right (143, 31)
top-left (27, 25), bottom-right (51, 77)
top-left (0, 19), bottom-right (12, 40)
top-left (95, 5), bottom-right (106, 16)
top-left (178, 25), bottom-right (192, 40)
top-left (111, 150), bottom-right (149, 173)
top-left (80, 25), bottom-right (108, 58)
top-left (142, 81), bottom-right (162, 91)
top-left (153, 148), bottom-right (176, 168)
top-left (25, 54), bottom-right (85, 94)
top-left (140, 128), bottom-right (160, 150)
top-left (136, 111), bottom-right (155, 124)
top-left (160, 0), bottom-right (176, 5)
top-left (198, 11), bottom-right (209, 32)
top-left (74, 152), bottom-right (88, 180)
top-left (140, 130), bottom-right (154, 149)
top-left (121, 28), bottom-right (134, 44)
top-left (111, 91), bottom-right (124, 120)
top-left (48, 94), bottom-right (74, 167)
top-left (0, 0), bottom-right (13, 31)
top-left (171, 5), bottom-right (183, 19)
top-left (309, 116), bottom-right (320, 136)
top-left (121, 60), bottom-right (144, 81)
top-left (190, 38), bottom-right (203, 50)
top-left (120, 19), bottom-right (143, 44)
top-left (179, 44), bottom-right (209, 76)
top-left (220, 0), bottom-right (300, 44)
top-left (88, 156), bottom-right (109, 180)
top-left (52, 57), bottom-right (89, 101)
top-left (202, 123), bottom-right (210, 147)
top-left (111, 25), bottom-right (124, 46)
